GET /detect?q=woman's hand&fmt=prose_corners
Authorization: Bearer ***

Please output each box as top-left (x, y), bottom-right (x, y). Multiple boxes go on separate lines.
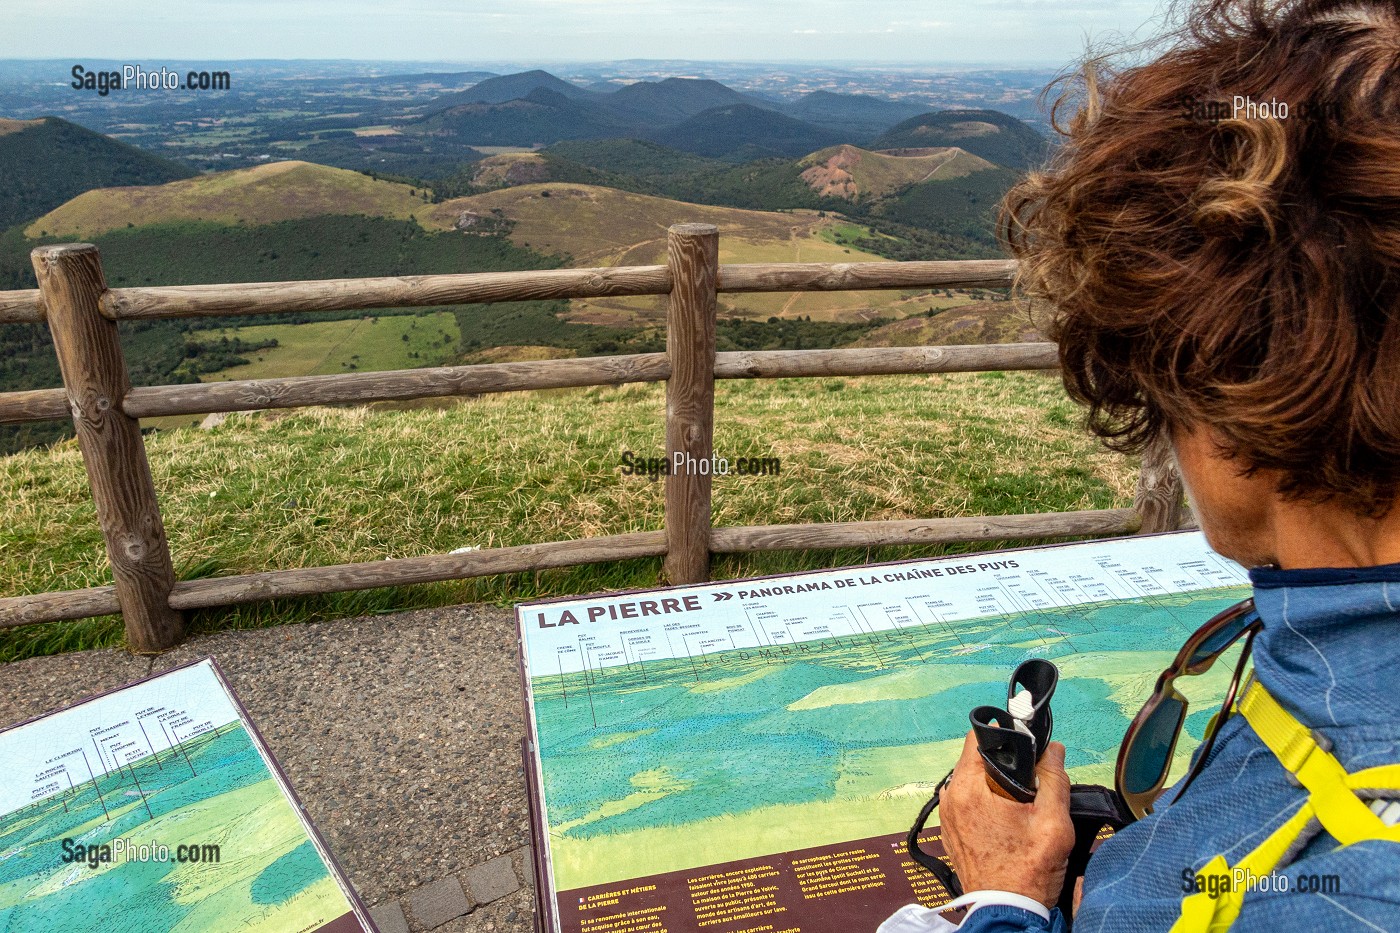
top-left (938, 730), bottom-right (1076, 909)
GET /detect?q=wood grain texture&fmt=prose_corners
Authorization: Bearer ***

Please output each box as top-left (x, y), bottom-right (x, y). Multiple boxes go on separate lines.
top-left (715, 344), bottom-right (1057, 379)
top-left (718, 259), bottom-right (1016, 293)
top-left (0, 586), bottom-right (120, 628)
top-left (122, 353), bottom-right (672, 418)
top-left (95, 260), bottom-right (1015, 321)
top-left (710, 509), bottom-right (1141, 553)
top-left (32, 244), bottom-right (183, 652)
top-left (166, 532), bottom-right (668, 609)
top-left (0, 289), bottom-right (44, 323)
top-left (663, 224), bottom-right (719, 586)
top-left (0, 387), bottom-right (70, 424)
top-left (1133, 431), bottom-right (1186, 534)
top-left (101, 265), bottom-right (673, 320)
top-left (1, 510), bottom-right (1140, 625)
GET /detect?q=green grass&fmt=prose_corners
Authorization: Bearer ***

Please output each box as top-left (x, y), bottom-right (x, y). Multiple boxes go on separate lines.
top-left (200, 313), bottom-right (461, 380)
top-left (0, 372), bottom-right (1135, 662)
top-left (143, 314), bottom-right (465, 431)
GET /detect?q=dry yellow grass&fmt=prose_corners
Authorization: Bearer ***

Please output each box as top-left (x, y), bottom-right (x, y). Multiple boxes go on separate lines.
top-left (797, 145), bottom-right (998, 200)
top-left (424, 182), bottom-right (875, 266)
top-left (0, 118), bottom-right (42, 136)
top-left (855, 301), bottom-right (1046, 346)
top-left (426, 182), bottom-right (935, 323)
top-left (25, 161), bottom-right (428, 239)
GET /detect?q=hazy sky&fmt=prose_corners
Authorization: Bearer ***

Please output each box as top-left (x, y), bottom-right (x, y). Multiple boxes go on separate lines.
top-left (0, 0), bottom-right (1168, 65)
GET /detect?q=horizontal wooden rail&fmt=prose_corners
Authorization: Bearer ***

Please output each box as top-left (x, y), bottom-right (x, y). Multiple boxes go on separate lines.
top-left (0, 585), bottom-right (120, 628)
top-left (710, 508), bottom-right (1141, 553)
top-left (121, 353), bottom-right (671, 419)
top-left (0, 345), bottom-right (1060, 425)
top-left (0, 511), bottom-right (1137, 627)
top-left (99, 265), bottom-right (673, 320)
top-left (23, 259), bottom-right (1023, 322)
top-left (0, 289), bottom-right (44, 324)
top-left (0, 387), bottom-right (68, 423)
top-left (0, 533), bottom-right (667, 626)
top-left (0, 343), bottom-right (1058, 423)
top-left (166, 532), bottom-right (670, 610)
top-left (719, 259), bottom-right (1015, 293)
top-left (715, 344), bottom-right (1056, 379)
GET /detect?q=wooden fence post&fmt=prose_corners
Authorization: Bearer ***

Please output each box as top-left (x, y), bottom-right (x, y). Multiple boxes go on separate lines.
top-left (663, 224), bottom-right (719, 585)
top-left (32, 245), bottom-right (184, 652)
top-left (1133, 430), bottom-right (1186, 534)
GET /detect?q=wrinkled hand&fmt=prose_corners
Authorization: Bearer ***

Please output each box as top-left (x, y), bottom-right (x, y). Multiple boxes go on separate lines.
top-left (938, 730), bottom-right (1075, 908)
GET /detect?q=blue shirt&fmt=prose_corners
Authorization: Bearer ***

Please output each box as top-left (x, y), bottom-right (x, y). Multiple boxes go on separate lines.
top-left (961, 564), bottom-right (1400, 933)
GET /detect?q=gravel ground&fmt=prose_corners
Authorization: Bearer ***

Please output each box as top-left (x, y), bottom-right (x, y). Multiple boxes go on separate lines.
top-left (0, 604), bottom-right (539, 933)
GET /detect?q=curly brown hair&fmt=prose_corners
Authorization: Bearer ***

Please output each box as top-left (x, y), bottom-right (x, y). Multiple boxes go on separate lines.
top-left (1002, 0), bottom-right (1400, 515)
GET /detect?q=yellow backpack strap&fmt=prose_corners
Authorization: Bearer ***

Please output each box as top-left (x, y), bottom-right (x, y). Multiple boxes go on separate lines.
top-left (1169, 807), bottom-right (1315, 933)
top-left (1238, 681), bottom-right (1400, 846)
top-left (1169, 680), bottom-right (1400, 933)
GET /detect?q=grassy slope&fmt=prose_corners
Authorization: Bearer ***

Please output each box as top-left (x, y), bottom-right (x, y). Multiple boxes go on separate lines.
top-left (423, 181), bottom-right (855, 265)
top-left (854, 300), bottom-right (1046, 346)
top-left (204, 313), bottom-right (461, 380)
top-left (25, 161), bottom-right (431, 239)
top-left (0, 372), bottom-right (1135, 661)
top-left (796, 145), bottom-right (999, 200)
top-left (148, 312), bottom-right (464, 430)
top-left (425, 182), bottom-right (939, 322)
top-left (0, 215), bottom-right (565, 452)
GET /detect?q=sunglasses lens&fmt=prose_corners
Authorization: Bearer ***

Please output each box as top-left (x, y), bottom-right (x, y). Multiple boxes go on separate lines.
top-left (1186, 616), bottom-right (1254, 667)
top-left (1123, 695), bottom-right (1187, 795)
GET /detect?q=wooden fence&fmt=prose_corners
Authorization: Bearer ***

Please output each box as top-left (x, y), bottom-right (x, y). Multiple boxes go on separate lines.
top-left (0, 224), bottom-right (1185, 653)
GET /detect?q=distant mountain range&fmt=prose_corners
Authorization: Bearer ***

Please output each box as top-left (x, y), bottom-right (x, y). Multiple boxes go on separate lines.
top-left (785, 91), bottom-right (930, 139)
top-left (415, 87), bottom-right (639, 147)
top-left (403, 69), bottom-right (1046, 163)
top-left (0, 82), bottom-right (1047, 274)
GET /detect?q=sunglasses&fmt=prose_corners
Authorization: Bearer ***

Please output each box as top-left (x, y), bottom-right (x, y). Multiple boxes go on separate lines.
top-left (1115, 598), bottom-right (1261, 819)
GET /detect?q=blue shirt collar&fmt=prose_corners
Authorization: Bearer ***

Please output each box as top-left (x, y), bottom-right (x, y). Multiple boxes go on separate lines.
top-left (1246, 564), bottom-right (1400, 733)
top-left (1250, 561), bottom-right (1400, 589)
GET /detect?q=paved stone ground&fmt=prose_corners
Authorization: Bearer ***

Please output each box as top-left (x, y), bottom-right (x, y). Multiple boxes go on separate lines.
top-left (0, 605), bottom-right (539, 933)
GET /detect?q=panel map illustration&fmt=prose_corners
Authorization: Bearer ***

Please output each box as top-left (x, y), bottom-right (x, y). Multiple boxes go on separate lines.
top-left (0, 658), bottom-right (373, 932)
top-left (517, 532), bottom-right (1252, 933)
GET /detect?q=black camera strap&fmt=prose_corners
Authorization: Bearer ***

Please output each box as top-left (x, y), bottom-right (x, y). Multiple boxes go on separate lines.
top-left (905, 768), bottom-right (962, 898)
top-left (905, 779), bottom-right (1135, 927)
